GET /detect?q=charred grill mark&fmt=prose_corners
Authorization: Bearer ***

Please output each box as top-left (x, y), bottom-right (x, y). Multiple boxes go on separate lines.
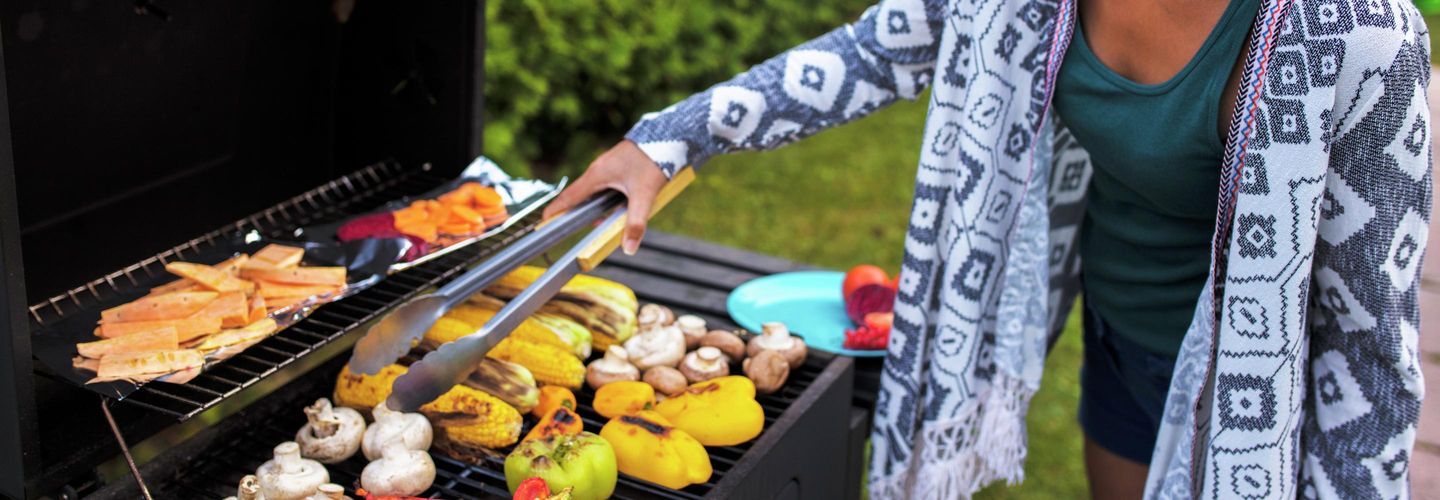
top-left (620, 415), bottom-right (670, 436)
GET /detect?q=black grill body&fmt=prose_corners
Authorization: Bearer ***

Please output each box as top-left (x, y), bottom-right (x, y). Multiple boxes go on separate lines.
top-left (0, 2), bottom-right (864, 498)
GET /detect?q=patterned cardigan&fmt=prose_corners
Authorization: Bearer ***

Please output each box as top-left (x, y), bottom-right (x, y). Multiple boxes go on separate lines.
top-left (626, 0), bottom-right (1431, 498)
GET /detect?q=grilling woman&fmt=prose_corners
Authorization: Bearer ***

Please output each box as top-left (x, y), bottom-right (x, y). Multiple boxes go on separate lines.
top-left (543, 0), bottom-right (1431, 497)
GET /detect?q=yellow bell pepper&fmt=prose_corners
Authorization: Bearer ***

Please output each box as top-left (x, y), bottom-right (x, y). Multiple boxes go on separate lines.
top-left (653, 376), bottom-right (764, 446)
top-left (599, 411), bottom-right (711, 489)
top-left (593, 381), bottom-right (655, 419)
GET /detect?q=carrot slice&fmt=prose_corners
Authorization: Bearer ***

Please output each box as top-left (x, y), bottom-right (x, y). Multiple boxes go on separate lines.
top-left (99, 317), bottom-right (222, 342)
top-left (426, 204), bottom-right (452, 225)
top-left (189, 291), bottom-right (250, 328)
top-left (102, 291), bottom-right (218, 323)
top-left (90, 349), bottom-right (204, 382)
top-left (240, 267), bottom-right (346, 287)
top-left (255, 280), bottom-right (342, 299)
top-left (165, 262), bottom-right (254, 293)
top-left (471, 186), bottom-right (503, 210)
top-left (76, 327), bottom-right (180, 359)
top-left (439, 223), bottom-right (475, 235)
top-left (449, 205), bottom-right (483, 223)
top-left (252, 244), bottom-right (305, 269)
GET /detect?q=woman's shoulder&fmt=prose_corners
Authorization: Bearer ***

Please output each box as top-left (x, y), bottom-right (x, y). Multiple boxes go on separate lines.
top-left (1283, 0), bottom-right (1429, 87)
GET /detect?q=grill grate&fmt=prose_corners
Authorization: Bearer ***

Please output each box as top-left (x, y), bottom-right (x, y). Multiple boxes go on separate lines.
top-left (152, 348), bottom-right (834, 499)
top-left (27, 162), bottom-right (541, 420)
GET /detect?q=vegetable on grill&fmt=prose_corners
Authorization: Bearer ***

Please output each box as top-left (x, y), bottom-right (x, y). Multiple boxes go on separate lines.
top-left (599, 411), bottom-right (710, 490)
top-left (486, 338), bottom-right (586, 389)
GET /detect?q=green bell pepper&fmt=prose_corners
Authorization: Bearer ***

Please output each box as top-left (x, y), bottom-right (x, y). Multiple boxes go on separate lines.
top-left (505, 431), bottom-right (617, 500)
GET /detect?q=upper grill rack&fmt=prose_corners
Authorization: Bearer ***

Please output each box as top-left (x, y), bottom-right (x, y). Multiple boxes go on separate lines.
top-left (27, 162), bottom-right (542, 421)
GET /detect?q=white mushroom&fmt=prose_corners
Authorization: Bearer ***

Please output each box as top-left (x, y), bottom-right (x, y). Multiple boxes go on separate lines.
top-left (680, 347), bottom-right (730, 383)
top-left (363, 401), bottom-right (433, 461)
top-left (306, 484), bottom-right (350, 500)
top-left (637, 303), bottom-right (676, 331)
top-left (675, 315), bottom-right (707, 349)
top-left (746, 322), bottom-right (808, 369)
top-left (256, 442), bottom-right (329, 500)
top-left (587, 345), bottom-right (641, 389)
top-left (223, 474), bottom-right (262, 500)
top-left (295, 398), bottom-right (365, 464)
top-left (360, 439), bottom-right (436, 497)
top-left (622, 323), bottom-right (687, 370)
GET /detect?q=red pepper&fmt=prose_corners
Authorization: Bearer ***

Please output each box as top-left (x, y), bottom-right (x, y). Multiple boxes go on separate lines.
top-left (355, 487), bottom-right (438, 500)
top-left (511, 477), bottom-right (552, 500)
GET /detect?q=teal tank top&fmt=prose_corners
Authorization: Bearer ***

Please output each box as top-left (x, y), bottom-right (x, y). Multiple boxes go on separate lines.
top-left (1052, 0), bottom-right (1259, 356)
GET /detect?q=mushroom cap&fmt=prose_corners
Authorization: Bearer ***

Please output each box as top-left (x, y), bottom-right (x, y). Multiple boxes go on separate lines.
top-left (743, 350), bottom-right (790, 394)
top-left (360, 445), bottom-right (436, 497)
top-left (586, 345), bottom-right (641, 389)
top-left (643, 365), bottom-right (689, 396)
top-left (699, 330), bottom-right (746, 362)
top-left (680, 347), bottom-right (730, 383)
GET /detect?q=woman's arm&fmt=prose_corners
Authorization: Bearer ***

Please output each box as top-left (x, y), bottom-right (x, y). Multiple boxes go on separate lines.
top-left (625, 0), bottom-right (947, 176)
top-left (1305, 35), bottom-right (1429, 498)
top-left (544, 0), bottom-right (946, 253)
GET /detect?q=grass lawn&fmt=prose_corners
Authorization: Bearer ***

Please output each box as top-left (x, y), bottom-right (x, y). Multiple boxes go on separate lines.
top-left (645, 95), bottom-right (1089, 498)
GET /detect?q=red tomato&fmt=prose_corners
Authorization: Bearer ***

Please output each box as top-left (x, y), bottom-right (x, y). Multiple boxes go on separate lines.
top-left (843, 265), bottom-right (889, 299)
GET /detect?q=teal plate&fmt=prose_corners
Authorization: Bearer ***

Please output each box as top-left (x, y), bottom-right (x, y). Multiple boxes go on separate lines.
top-left (727, 271), bottom-right (886, 358)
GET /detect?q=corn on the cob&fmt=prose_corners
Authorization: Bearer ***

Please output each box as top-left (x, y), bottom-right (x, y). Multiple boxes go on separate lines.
top-left (334, 364), bottom-right (406, 411)
top-left (441, 303), bottom-right (591, 359)
top-left (335, 363), bottom-right (524, 448)
top-left (487, 338), bottom-right (585, 389)
top-left (464, 357), bottom-right (540, 413)
top-left (486, 265), bottom-right (638, 350)
top-left (420, 384), bottom-right (524, 449)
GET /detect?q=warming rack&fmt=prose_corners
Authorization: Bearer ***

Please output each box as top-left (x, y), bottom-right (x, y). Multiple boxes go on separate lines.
top-left (27, 161), bottom-right (541, 421)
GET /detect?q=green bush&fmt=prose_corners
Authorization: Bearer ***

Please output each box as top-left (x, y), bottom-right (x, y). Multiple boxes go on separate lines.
top-left (484, 0), bottom-right (874, 179)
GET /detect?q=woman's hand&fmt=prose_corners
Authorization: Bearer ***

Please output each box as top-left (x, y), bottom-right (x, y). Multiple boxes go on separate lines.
top-left (542, 140), bottom-right (670, 255)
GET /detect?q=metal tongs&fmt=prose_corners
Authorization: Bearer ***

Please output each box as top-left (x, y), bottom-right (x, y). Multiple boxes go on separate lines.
top-left (347, 168), bottom-right (695, 412)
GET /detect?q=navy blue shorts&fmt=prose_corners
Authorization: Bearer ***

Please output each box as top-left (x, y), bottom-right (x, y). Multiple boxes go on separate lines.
top-left (1077, 302), bottom-right (1179, 464)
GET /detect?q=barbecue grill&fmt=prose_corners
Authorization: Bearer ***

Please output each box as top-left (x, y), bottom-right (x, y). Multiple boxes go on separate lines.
top-left (0, 2), bottom-right (861, 499)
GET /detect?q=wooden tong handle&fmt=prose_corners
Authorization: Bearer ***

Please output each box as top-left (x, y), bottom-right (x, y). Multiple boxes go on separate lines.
top-left (576, 167), bottom-right (696, 271)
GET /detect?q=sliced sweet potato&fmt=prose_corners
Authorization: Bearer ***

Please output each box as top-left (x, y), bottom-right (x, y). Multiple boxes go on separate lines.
top-left (254, 280), bottom-right (342, 299)
top-left (240, 266), bottom-right (346, 287)
top-left (426, 203), bottom-right (452, 225)
top-left (90, 349), bottom-right (204, 383)
top-left (101, 291), bottom-right (218, 323)
top-left (248, 294), bottom-right (268, 324)
top-left (77, 327), bottom-right (180, 359)
top-left (165, 262), bottom-right (253, 293)
top-left (251, 244), bottom-right (304, 269)
top-left (265, 295), bottom-right (309, 312)
top-left (189, 291), bottom-right (250, 328)
top-left (99, 317), bottom-right (222, 342)
top-left (149, 279), bottom-right (200, 296)
top-left (197, 318), bottom-right (278, 352)
top-left (215, 254), bottom-right (250, 275)
top-left (439, 222), bottom-right (475, 235)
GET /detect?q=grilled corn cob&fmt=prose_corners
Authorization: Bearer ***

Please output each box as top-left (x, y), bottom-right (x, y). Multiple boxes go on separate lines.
top-left (334, 363), bottom-right (406, 412)
top-left (486, 266), bottom-right (638, 350)
top-left (464, 357), bottom-right (540, 413)
top-left (335, 363), bottom-right (524, 448)
top-left (487, 338), bottom-right (585, 389)
top-left (421, 383), bottom-right (524, 449)
top-left (442, 302), bottom-right (592, 359)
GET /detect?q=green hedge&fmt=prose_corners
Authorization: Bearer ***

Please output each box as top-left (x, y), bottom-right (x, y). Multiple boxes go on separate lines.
top-left (483, 0), bottom-right (874, 179)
